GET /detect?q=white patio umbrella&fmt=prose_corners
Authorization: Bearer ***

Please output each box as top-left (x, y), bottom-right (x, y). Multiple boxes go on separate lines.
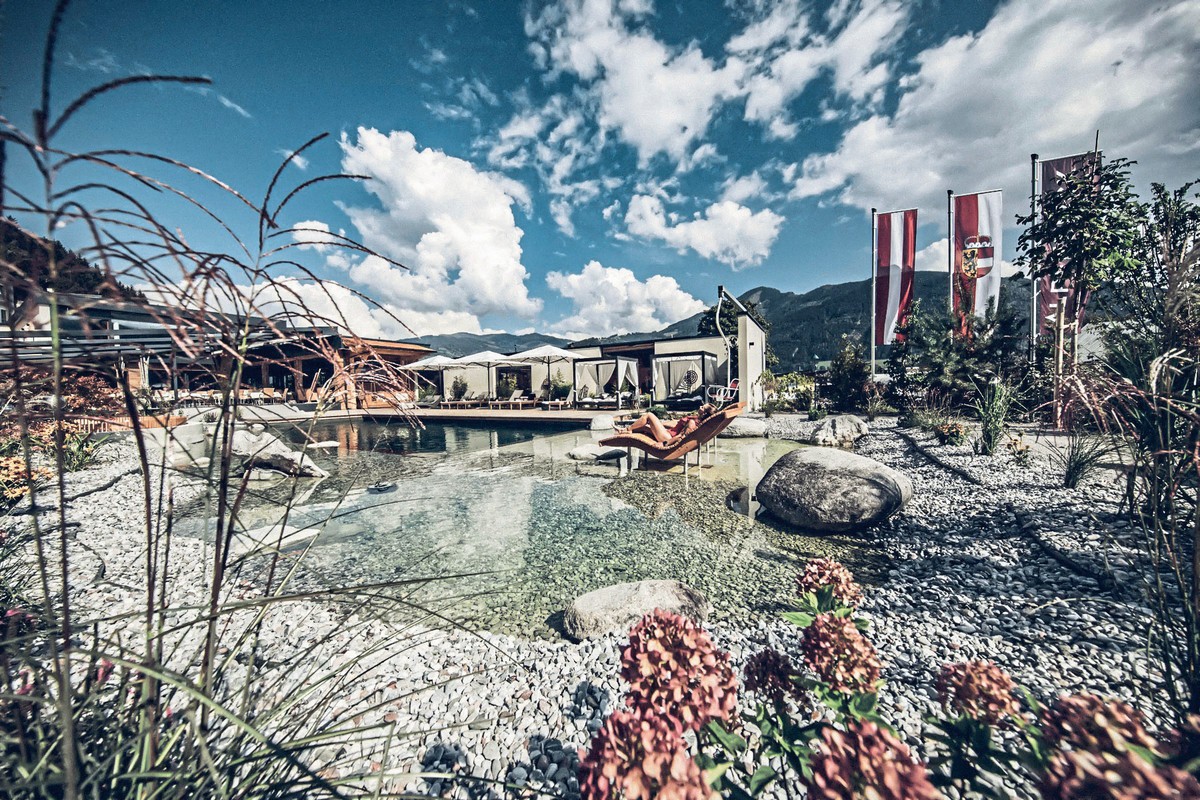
top-left (509, 344), bottom-right (576, 399)
top-left (402, 354), bottom-right (457, 394)
top-left (451, 350), bottom-right (517, 399)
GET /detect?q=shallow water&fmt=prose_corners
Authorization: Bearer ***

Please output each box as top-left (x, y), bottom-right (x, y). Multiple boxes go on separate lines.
top-left (182, 419), bottom-right (881, 639)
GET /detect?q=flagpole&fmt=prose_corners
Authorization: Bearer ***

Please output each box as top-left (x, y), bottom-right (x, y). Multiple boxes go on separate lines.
top-left (870, 207), bottom-right (877, 377)
top-left (947, 189), bottom-right (954, 315)
top-left (1030, 153), bottom-right (1039, 363)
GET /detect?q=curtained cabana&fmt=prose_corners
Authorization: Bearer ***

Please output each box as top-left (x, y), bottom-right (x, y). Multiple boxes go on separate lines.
top-left (651, 352), bottom-right (718, 401)
top-left (574, 356), bottom-right (639, 409)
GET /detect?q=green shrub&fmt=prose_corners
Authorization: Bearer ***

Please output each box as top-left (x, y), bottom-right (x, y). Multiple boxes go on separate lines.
top-left (497, 376), bottom-right (517, 399)
top-left (828, 335), bottom-right (870, 411)
top-left (451, 375), bottom-right (468, 400)
top-left (972, 381), bottom-right (1015, 456)
top-left (934, 420), bottom-right (968, 446)
top-left (550, 370), bottom-right (572, 400)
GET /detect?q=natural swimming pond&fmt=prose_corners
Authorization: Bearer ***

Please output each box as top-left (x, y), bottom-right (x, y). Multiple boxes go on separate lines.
top-left (181, 419), bottom-right (881, 639)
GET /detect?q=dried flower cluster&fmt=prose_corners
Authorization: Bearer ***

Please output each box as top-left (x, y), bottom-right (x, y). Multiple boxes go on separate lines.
top-left (936, 661), bottom-right (1018, 724)
top-left (796, 558), bottom-right (863, 607)
top-left (579, 709), bottom-right (710, 800)
top-left (805, 721), bottom-right (940, 800)
top-left (743, 648), bottom-right (803, 707)
top-left (1037, 694), bottom-right (1200, 800)
top-left (0, 456), bottom-right (53, 501)
top-left (620, 610), bottom-right (737, 731)
top-left (801, 614), bottom-right (881, 695)
top-left (934, 420), bottom-right (967, 446)
top-left (1040, 695), bottom-right (1159, 754)
top-left (1040, 748), bottom-right (1200, 800)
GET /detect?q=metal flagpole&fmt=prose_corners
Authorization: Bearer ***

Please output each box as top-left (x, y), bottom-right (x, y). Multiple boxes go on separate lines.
top-left (870, 207), bottom-right (877, 377)
top-left (1030, 153), bottom-right (1039, 363)
top-left (947, 190), bottom-right (955, 314)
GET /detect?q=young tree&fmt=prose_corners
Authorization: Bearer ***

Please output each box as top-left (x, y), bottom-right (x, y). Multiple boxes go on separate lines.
top-left (698, 297), bottom-right (777, 376)
top-left (828, 335), bottom-right (870, 411)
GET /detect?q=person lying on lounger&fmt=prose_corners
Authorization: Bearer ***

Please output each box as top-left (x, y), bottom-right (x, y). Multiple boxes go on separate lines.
top-left (627, 403), bottom-right (718, 444)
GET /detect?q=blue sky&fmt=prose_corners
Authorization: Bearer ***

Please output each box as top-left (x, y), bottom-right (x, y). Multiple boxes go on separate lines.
top-left (2, 0), bottom-right (1197, 339)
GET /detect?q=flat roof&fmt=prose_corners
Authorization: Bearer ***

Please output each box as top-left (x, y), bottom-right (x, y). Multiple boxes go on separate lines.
top-left (567, 332), bottom-right (724, 350)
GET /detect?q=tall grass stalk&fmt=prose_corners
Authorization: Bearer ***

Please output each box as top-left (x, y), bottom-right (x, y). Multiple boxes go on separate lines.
top-left (972, 381), bottom-right (1014, 456)
top-left (1046, 430), bottom-right (1115, 489)
top-left (0, 3), bottom-right (490, 796)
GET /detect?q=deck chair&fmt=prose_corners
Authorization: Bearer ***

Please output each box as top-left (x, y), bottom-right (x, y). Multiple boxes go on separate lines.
top-left (508, 390), bottom-right (541, 410)
top-left (542, 389), bottom-right (575, 410)
top-left (416, 393), bottom-right (441, 408)
top-left (599, 403), bottom-right (746, 475)
top-left (441, 391), bottom-right (477, 409)
top-left (490, 390), bottom-right (524, 409)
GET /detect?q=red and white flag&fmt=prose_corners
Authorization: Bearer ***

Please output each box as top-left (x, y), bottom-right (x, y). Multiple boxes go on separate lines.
top-left (952, 190), bottom-right (1002, 323)
top-left (1036, 153), bottom-right (1098, 334)
top-left (874, 209), bottom-right (917, 345)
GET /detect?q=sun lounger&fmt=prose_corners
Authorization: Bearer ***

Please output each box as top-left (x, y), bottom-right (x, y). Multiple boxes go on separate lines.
top-left (542, 389), bottom-right (575, 410)
top-left (441, 392), bottom-right (481, 409)
top-left (416, 394), bottom-right (442, 408)
top-left (490, 390), bottom-right (525, 409)
top-left (599, 403), bottom-right (746, 475)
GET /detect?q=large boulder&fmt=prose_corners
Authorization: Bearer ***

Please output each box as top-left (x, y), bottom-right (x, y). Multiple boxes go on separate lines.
top-left (757, 447), bottom-right (911, 533)
top-left (563, 580), bottom-right (711, 640)
top-left (810, 414), bottom-right (869, 448)
top-left (718, 416), bottom-right (767, 438)
top-left (230, 428), bottom-right (328, 478)
top-left (589, 415), bottom-right (616, 432)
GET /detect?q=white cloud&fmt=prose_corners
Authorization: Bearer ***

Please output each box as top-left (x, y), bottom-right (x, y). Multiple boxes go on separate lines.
top-left (291, 220), bottom-right (337, 252)
top-left (735, 0), bottom-right (908, 138)
top-left (333, 128), bottom-right (541, 336)
top-left (526, 0), bottom-right (744, 165)
top-left (624, 194), bottom-right (784, 268)
top-left (790, 0), bottom-right (1200, 217)
top-left (720, 170), bottom-right (769, 203)
top-left (275, 148), bottom-right (310, 171)
top-left (546, 261), bottom-right (705, 338)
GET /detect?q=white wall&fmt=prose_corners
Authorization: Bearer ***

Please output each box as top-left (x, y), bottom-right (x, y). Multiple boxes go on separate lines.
top-left (738, 314), bottom-right (766, 411)
top-left (653, 336), bottom-right (729, 382)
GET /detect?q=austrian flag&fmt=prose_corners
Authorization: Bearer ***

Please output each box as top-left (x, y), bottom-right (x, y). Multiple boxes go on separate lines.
top-left (874, 209), bottom-right (917, 346)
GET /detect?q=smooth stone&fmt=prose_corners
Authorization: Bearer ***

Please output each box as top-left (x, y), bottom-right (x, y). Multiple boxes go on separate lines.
top-left (567, 444), bottom-right (627, 462)
top-left (562, 579), bottom-right (711, 640)
top-left (229, 427), bottom-right (328, 478)
top-left (757, 446), bottom-right (912, 533)
top-left (717, 416), bottom-right (767, 438)
top-left (809, 414), bottom-right (869, 448)
top-left (589, 414), bottom-right (617, 431)
top-left (305, 440), bottom-right (339, 449)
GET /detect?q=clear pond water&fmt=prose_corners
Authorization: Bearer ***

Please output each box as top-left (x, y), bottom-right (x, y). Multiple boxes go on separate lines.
top-left (181, 419), bottom-right (880, 639)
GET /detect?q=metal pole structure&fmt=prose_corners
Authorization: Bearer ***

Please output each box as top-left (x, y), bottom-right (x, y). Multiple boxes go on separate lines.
top-left (715, 285), bottom-right (730, 388)
top-left (1029, 153), bottom-right (1039, 363)
top-left (947, 190), bottom-right (955, 315)
top-left (870, 208), bottom-right (877, 377)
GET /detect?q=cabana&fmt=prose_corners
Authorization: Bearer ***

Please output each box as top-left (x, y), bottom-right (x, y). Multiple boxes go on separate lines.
top-left (574, 356), bottom-right (639, 410)
top-left (651, 352), bottom-right (719, 402)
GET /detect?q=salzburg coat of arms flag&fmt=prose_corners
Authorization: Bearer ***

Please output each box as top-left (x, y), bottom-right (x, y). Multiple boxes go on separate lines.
top-left (953, 190), bottom-right (1003, 324)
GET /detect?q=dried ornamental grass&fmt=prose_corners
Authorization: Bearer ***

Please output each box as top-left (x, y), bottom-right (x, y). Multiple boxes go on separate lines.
top-left (797, 558), bottom-right (863, 608)
top-left (620, 610), bottom-right (738, 731)
top-left (801, 614), bottom-right (881, 695)
top-left (804, 721), bottom-right (940, 800)
top-left (936, 661), bottom-right (1019, 725)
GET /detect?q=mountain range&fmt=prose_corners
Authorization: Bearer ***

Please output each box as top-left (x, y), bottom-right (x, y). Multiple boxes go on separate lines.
top-left (409, 273), bottom-right (1036, 373)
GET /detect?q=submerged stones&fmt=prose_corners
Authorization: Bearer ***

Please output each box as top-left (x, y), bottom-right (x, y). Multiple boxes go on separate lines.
top-left (563, 580), bottom-right (711, 640)
top-left (810, 414), bottom-right (870, 448)
top-left (758, 447), bottom-right (912, 533)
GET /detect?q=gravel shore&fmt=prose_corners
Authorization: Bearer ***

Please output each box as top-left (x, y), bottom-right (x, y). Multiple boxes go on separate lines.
top-left (12, 416), bottom-right (1167, 797)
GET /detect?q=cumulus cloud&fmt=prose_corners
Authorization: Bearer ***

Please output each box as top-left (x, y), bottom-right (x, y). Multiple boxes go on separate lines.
top-left (546, 261), bottom-right (706, 338)
top-left (330, 128), bottom-right (541, 335)
top-left (624, 194), bottom-right (784, 268)
top-left (526, 0), bottom-right (745, 165)
top-left (790, 0), bottom-right (1200, 215)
